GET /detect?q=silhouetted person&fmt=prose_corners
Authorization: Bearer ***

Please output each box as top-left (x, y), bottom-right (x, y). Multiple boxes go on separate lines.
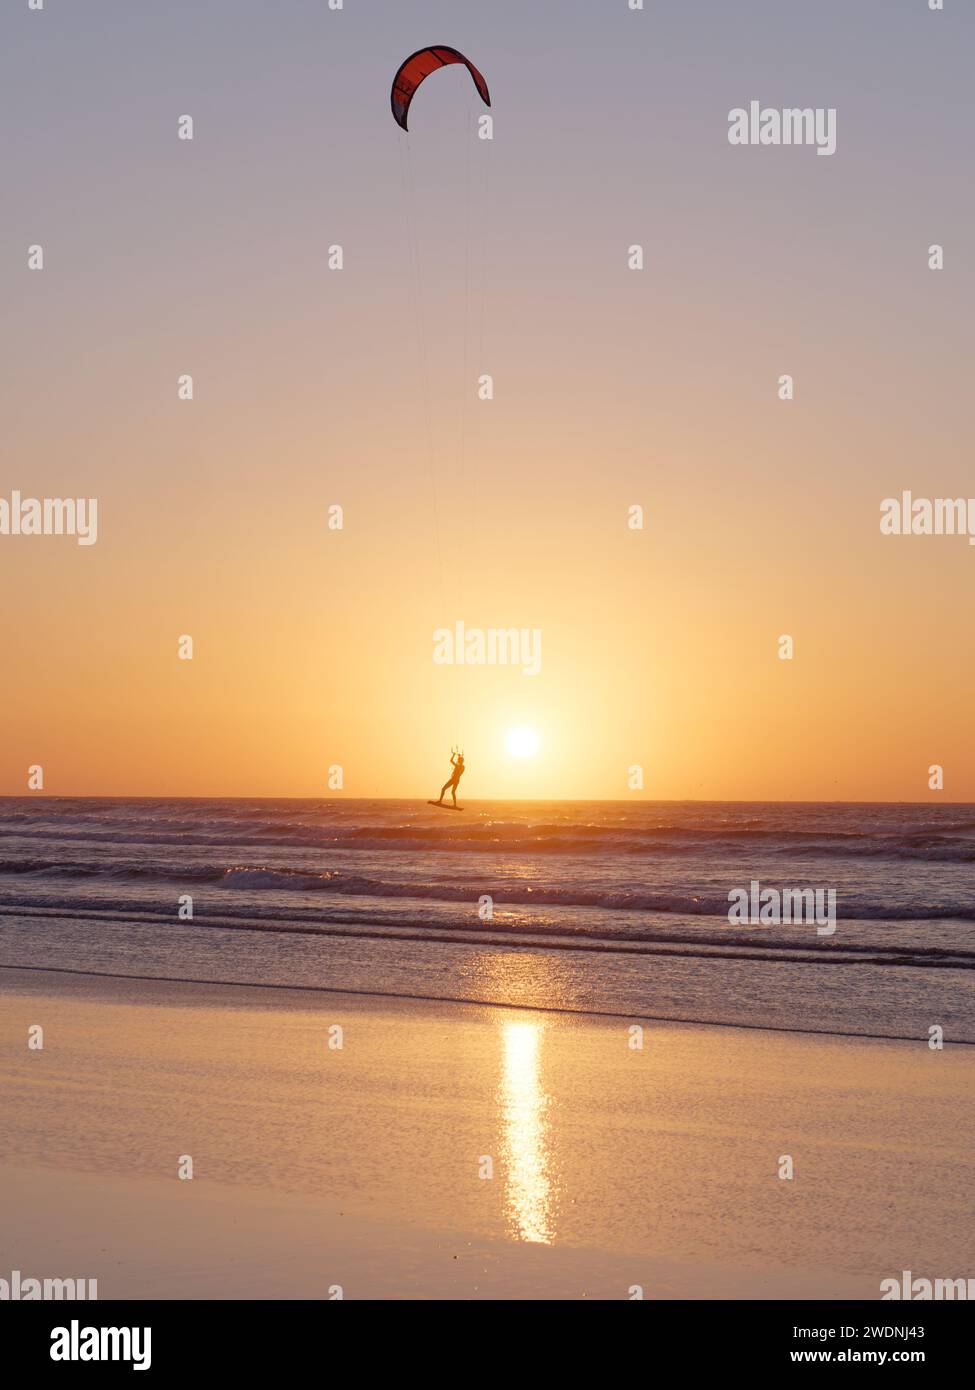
top-left (437, 751), bottom-right (465, 807)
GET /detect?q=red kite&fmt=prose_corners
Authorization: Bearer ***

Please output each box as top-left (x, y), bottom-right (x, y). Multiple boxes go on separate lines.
top-left (390, 45), bottom-right (491, 131)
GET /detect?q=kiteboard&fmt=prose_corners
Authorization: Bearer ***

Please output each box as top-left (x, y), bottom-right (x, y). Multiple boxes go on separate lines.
top-left (427, 801), bottom-right (464, 811)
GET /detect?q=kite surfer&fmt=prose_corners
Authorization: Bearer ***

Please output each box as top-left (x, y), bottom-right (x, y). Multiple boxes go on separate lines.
top-left (433, 749), bottom-right (466, 808)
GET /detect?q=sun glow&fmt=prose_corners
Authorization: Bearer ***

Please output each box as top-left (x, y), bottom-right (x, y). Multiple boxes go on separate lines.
top-left (505, 726), bottom-right (540, 759)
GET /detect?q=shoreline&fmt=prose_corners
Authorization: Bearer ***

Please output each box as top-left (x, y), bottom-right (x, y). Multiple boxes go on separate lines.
top-left (2, 960), bottom-right (967, 1045)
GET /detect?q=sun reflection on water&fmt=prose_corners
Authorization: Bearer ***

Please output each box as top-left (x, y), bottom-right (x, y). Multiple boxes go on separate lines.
top-left (500, 1020), bottom-right (554, 1244)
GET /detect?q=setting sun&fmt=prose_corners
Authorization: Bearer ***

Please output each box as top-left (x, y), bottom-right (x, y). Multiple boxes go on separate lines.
top-left (505, 726), bottom-right (540, 759)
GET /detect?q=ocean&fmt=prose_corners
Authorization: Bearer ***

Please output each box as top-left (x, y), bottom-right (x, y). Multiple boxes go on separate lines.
top-left (1, 798), bottom-right (973, 1041)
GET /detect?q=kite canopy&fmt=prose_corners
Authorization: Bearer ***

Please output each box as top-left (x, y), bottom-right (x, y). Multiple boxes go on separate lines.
top-left (391, 45), bottom-right (491, 131)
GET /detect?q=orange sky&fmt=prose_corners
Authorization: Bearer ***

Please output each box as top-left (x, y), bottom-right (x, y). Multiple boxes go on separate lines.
top-left (2, 1), bottom-right (972, 800)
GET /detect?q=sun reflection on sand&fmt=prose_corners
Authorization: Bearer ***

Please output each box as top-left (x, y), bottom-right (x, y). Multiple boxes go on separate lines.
top-left (500, 1020), bottom-right (554, 1244)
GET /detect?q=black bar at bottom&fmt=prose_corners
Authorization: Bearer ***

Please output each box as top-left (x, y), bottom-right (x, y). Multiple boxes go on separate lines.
top-left (2, 1298), bottom-right (967, 1375)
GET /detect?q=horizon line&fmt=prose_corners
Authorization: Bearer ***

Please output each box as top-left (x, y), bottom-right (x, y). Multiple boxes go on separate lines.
top-left (1, 794), bottom-right (971, 807)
